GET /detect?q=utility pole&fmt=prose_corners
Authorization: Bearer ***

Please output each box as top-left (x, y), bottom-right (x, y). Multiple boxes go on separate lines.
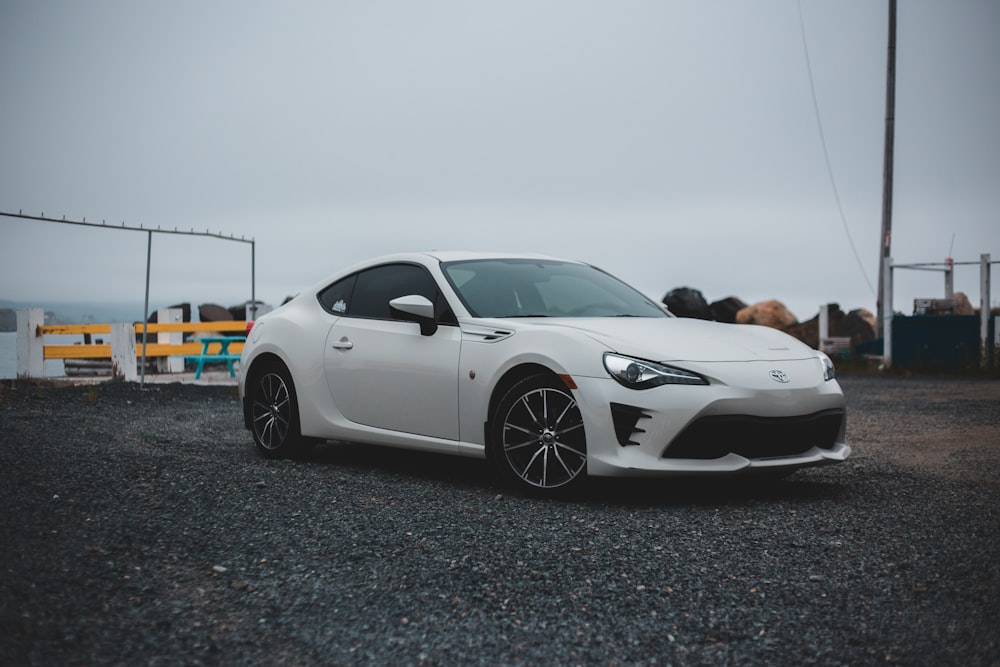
top-left (877, 0), bottom-right (897, 337)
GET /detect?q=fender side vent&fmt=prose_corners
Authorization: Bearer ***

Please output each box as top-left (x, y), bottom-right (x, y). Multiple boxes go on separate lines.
top-left (461, 325), bottom-right (514, 343)
top-left (610, 403), bottom-right (651, 447)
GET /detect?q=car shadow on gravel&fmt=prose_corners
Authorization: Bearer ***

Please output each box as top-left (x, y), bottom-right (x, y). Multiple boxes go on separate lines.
top-left (289, 440), bottom-right (850, 507)
top-left (582, 473), bottom-right (851, 508)
top-left (295, 440), bottom-right (503, 491)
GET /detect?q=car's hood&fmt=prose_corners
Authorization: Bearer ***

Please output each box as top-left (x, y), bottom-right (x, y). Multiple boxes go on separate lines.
top-left (527, 317), bottom-right (815, 363)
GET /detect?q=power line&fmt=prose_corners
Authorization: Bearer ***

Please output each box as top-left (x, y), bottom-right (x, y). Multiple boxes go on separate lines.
top-left (796, 1), bottom-right (876, 297)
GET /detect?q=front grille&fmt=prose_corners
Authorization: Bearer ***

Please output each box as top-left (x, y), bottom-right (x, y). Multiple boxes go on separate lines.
top-left (663, 409), bottom-right (844, 460)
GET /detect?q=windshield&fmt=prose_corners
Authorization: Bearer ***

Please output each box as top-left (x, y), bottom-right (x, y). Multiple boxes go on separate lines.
top-left (442, 259), bottom-right (669, 318)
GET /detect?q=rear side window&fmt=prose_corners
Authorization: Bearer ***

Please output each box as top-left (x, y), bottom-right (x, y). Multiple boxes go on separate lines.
top-left (318, 274), bottom-right (357, 315)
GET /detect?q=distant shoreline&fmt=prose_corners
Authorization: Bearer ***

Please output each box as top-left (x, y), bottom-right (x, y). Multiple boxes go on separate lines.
top-left (0, 300), bottom-right (148, 331)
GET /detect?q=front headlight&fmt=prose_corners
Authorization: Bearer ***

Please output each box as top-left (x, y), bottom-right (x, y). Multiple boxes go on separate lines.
top-left (603, 353), bottom-right (708, 389)
top-left (818, 351), bottom-right (836, 381)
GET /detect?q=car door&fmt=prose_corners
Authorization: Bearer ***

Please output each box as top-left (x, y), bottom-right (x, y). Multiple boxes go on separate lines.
top-left (323, 263), bottom-right (461, 441)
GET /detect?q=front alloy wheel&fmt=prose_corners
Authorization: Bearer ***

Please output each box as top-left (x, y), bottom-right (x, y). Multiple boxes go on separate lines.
top-left (492, 374), bottom-right (587, 494)
top-left (250, 363), bottom-right (302, 458)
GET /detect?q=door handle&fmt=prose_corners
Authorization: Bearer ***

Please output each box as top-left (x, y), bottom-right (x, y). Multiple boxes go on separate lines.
top-left (331, 338), bottom-right (353, 350)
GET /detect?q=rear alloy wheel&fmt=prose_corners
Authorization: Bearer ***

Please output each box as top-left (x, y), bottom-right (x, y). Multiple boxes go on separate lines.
top-left (492, 374), bottom-right (587, 494)
top-left (250, 363), bottom-right (303, 458)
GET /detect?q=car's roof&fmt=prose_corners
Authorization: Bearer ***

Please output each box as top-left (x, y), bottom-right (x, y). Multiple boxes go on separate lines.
top-left (335, 250), bottom-right (583, 275)
top-left (301, 251), bottom-right (586, 296)
top-left (411, 250), bottom-right (572, 264)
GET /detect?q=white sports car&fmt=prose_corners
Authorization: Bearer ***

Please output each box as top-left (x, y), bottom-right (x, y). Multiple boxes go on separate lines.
top-left (239, 252), bottom-right (849, 494)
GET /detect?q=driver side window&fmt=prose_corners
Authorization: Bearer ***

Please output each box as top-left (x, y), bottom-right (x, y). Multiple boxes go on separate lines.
top-left (346, 264), bottom-right (456, 324)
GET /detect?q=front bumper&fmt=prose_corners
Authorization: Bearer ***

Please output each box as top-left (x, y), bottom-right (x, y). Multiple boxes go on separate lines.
top-left (573, 358), bottom-right (850, 477)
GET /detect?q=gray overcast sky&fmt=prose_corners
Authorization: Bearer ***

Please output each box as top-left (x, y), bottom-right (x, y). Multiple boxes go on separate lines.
top-left (1, 0), bottom-right (998, 321)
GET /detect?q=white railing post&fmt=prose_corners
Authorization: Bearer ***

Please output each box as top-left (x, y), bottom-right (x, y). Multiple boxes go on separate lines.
top-left (109, 322), bottom-right (138, 381)
top-left (818, 304), bottom-right (830, 350)
top-left (16, 308), bottom-right (45, 378)
top-left (157, 308), bottom-right (184, 373)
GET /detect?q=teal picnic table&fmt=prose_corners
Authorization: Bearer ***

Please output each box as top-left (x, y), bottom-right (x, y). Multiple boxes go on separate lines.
top-left (188, 335), bottom-right (245, 379)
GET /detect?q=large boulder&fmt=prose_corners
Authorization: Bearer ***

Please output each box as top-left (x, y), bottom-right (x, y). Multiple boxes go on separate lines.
top-left (145, 303), bottom-right (191, 324)
top-left (228, 301), bottom-right (269, 320)
top-left (662, 287), bottom-right (712, 320)
top-left (198, 303), bottom-right (234, 322)
top-left (783, 316), bottom-right (825, 348)
top-left (736, 300), bottom-right (797, 329)
top-left (781, 305), bottom-right (875, 350)
top-left (709, 297), bottom-right (748, 324)
top-left (835, 308), bottom-right (876, 347)
top-left (953, 292), bottom-right (975, 315)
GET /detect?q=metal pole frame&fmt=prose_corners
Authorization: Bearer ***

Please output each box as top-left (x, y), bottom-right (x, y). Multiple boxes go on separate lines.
top-left (876, 0), bottom-right (897, 338)
top-left (251, 240), bottom-right (257, 320)
top-left (1, 210), bottom-right (256, 386)
top-left (981, 254), bottom-right (992, 370)
top-left (141, 231), bottom-right (152, 388)
top-left (884, 255), bottom-right (998, 371)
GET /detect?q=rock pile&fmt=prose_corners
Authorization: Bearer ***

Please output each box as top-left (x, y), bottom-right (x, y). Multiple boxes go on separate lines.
top-left (735, 299), bottom-right (797, 329)
top-left (661, 287), bottom-right (877, 352)
top-left (784, 306), bottom-right (877, 350)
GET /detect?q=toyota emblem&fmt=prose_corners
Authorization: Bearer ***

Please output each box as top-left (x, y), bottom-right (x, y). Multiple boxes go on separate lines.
top-left (769, 370), bottom-right (789, 383)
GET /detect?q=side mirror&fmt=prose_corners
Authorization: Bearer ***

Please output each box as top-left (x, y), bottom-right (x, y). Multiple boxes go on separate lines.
top-left (389, 294), bottom-right (438, 336)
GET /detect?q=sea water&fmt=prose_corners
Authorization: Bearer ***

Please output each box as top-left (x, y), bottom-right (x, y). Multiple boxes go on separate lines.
top-left (0, 332), bottom-right (68, 379)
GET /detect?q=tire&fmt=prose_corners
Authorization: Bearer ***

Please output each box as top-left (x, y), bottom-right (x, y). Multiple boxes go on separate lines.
top-left (249, 361), bottom-right (303, 458)
top-left (491, 374), bottom-right (588, 495)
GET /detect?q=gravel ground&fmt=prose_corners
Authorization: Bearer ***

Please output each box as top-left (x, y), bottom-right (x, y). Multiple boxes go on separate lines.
top-left (0, 375), bottom-right (998, 666)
